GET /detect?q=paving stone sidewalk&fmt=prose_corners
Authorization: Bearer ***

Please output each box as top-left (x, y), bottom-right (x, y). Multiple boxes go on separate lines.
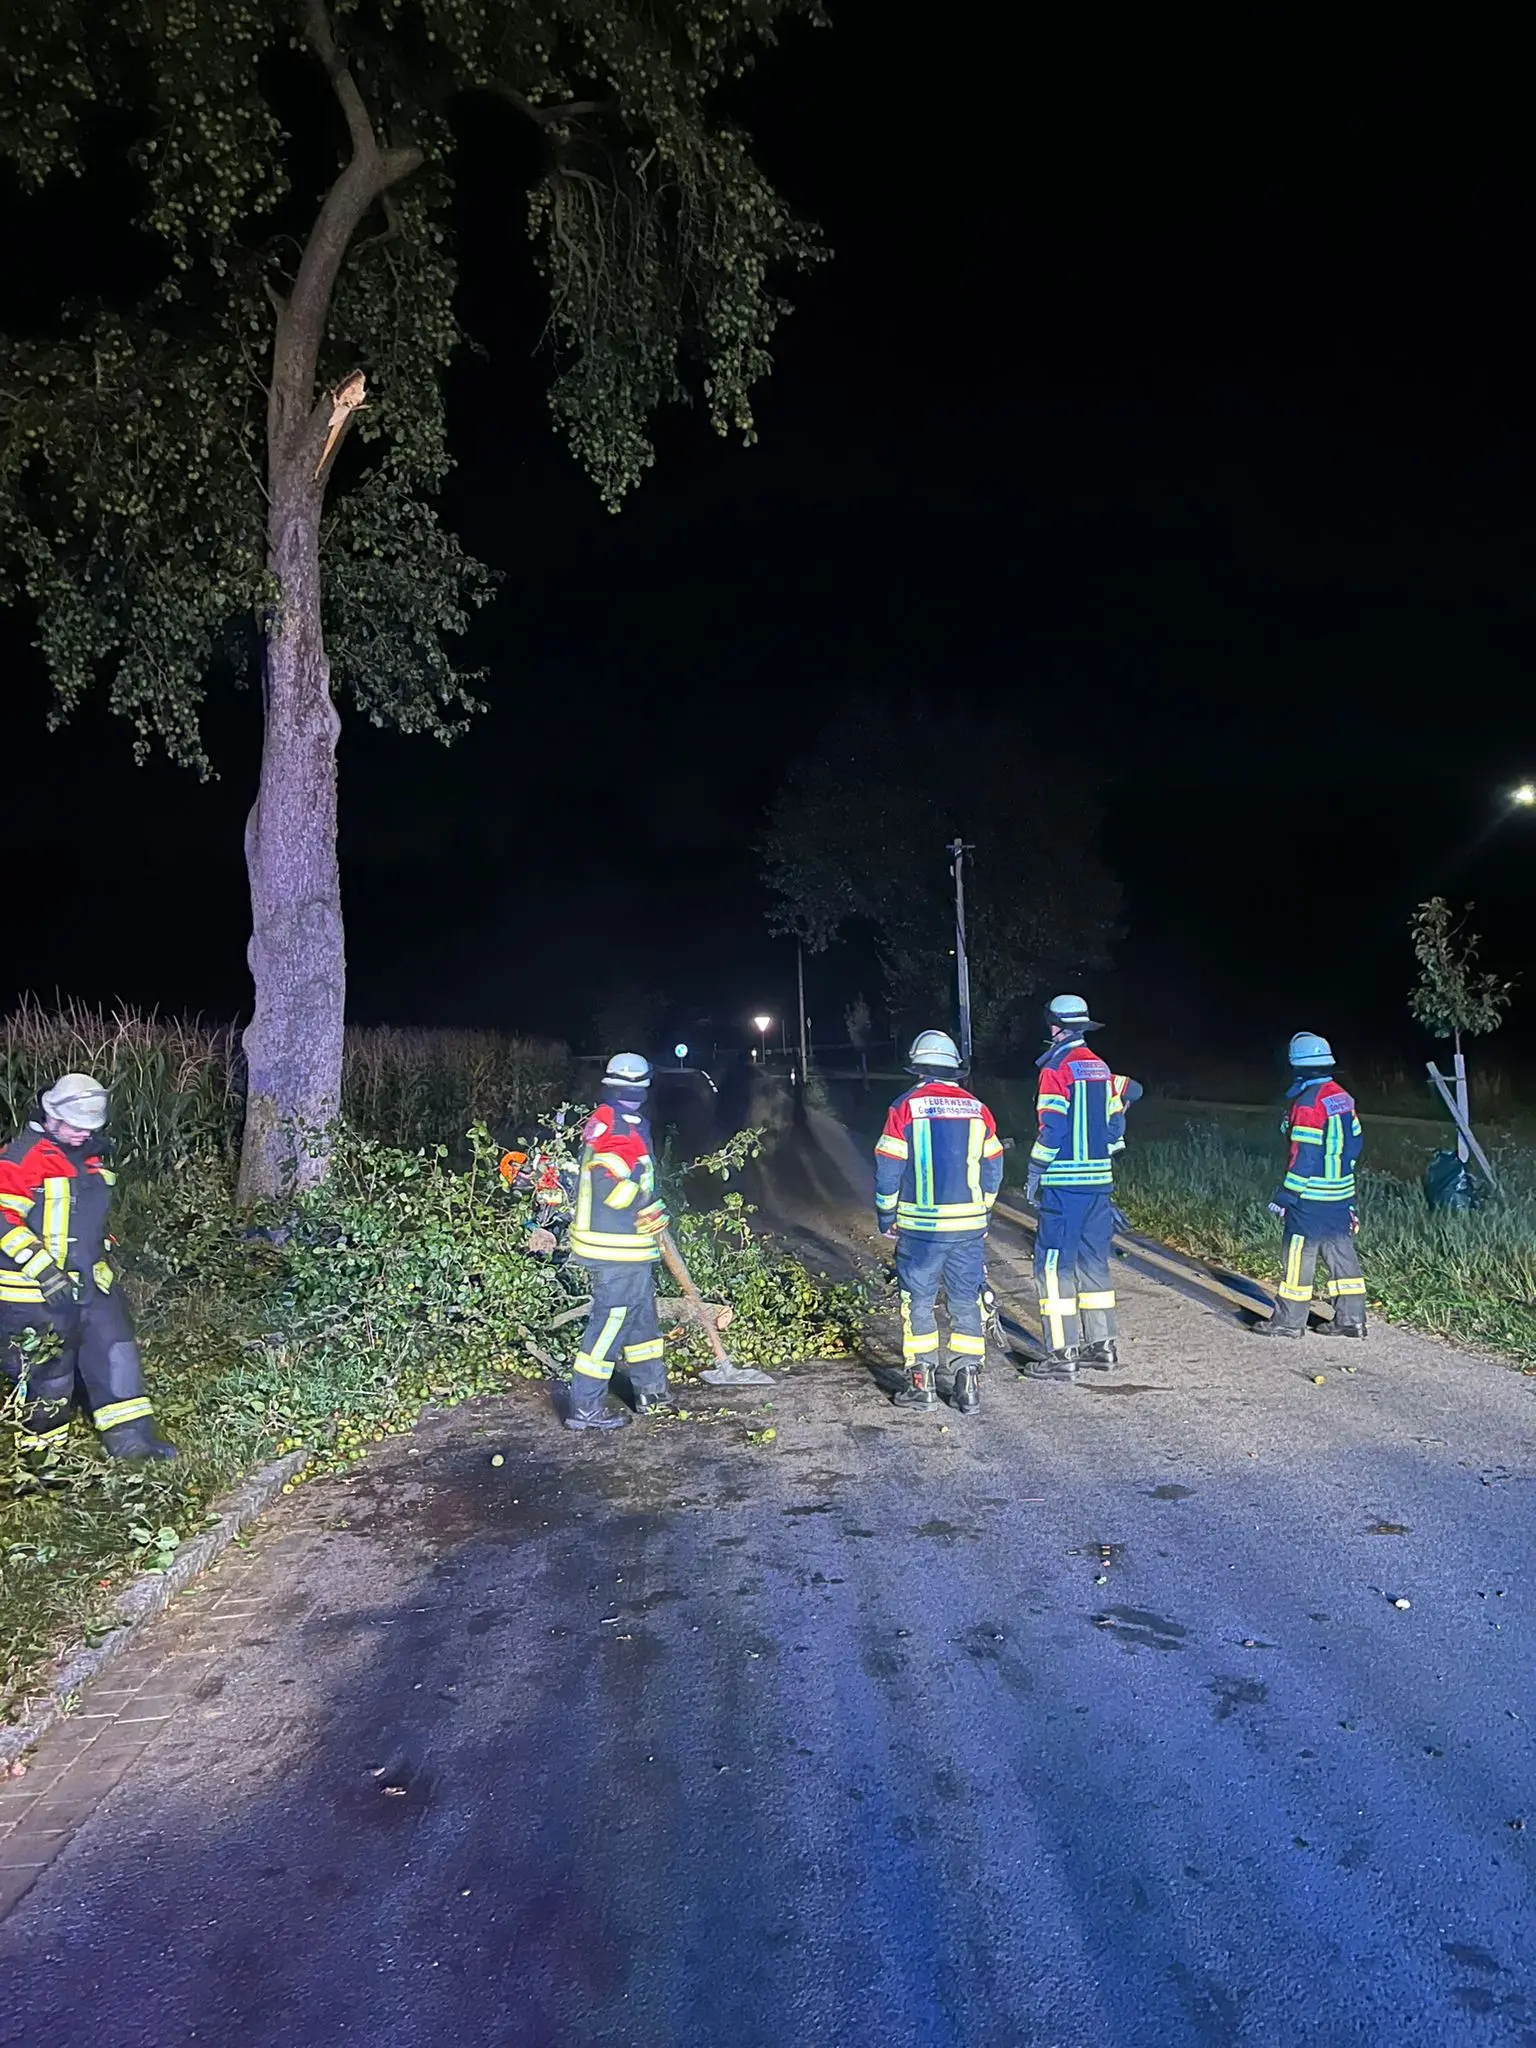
top-left (0, 1538), bottom-right (302, 1919)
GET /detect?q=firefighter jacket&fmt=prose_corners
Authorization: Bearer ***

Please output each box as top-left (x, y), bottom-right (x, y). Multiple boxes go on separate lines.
top-left (874, 1080), bottom-right (1005, 1236)
top-left (0, 1123), bottom-right (118, 1308)
top-left (1030, 1038), bottom-right (1140, 1190)
top-left (570, 1093), bottom-right (669, 1264)
top-left (1279, 1077), bottom-right (1362, 1211)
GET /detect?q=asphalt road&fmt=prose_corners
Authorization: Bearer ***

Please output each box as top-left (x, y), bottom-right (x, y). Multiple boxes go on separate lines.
top-left (1, 1143), bottom-right (1534, 2046)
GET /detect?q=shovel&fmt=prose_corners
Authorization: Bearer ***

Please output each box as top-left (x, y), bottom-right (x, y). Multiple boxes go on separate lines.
top-left (657, 1229), bottom-right (774, 1386)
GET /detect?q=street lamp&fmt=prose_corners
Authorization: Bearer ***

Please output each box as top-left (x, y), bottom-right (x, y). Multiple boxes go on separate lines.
top-left (1510, 783), bottom-right (1536, 808)
top-left (752, 1014), bottom-right (772, 1065)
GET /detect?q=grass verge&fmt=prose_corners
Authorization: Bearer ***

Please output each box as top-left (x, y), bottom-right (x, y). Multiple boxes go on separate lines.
top-left (982, 1087), bottom-right (1536, 1369)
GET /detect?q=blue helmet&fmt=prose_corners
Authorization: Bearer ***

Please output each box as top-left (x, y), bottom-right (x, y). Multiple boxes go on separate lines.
top-left (1287, 1031), bottom-right (1334, 1072)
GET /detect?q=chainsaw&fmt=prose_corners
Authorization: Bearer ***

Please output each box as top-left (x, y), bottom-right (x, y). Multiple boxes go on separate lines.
top-left (499, 1109), bottom-right (581, 1260)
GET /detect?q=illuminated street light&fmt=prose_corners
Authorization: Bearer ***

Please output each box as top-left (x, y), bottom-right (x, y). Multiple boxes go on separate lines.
top-left (752, 1013), bottom-right (772, 1065)
top-left (1511, 783), bottom-right (1536, 808)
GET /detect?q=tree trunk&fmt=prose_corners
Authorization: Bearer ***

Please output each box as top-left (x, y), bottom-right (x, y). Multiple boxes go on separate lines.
top-left (237, 482), bottom-right (345, 1204)
top-left (227, 4), bottom-right (424, 1201)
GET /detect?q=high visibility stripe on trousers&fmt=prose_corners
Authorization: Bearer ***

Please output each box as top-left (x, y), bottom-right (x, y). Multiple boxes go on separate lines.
top-left (573, 1306), bottom-right (628, 1379)
top-left (93, 1396), bottom-right (154, 1433)
top-left (898, 1291), bottom-right (940, 1362)
top-left (1038, 1249), bottom-right (1077, 1350)
top-left (1279, 1234), bottom-right (1311, 1302)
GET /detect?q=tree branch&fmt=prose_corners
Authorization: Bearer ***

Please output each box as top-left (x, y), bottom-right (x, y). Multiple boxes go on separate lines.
top-left (488, 83), bottom-right (614, 128)
top-left (270, 2), bottom-right (424, 477)
top-left (299, 0), bottom-right (378, 164)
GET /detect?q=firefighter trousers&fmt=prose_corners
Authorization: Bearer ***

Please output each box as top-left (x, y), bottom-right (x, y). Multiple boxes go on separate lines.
top-left (1272, 1214), bottom-right (1366, 1335)
top-left (570, 1257), bottom-right (666, 1416)
top-left (0, 1287), bottom-right (156, 1450)
top-left (894, 1232), bottom-right (987, 1367)
top-left (1034, 1187), bottom-right (1116, 1352)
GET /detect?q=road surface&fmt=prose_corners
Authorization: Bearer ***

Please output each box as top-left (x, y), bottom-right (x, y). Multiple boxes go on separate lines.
top-left (0, 1117), bottom-right (1533, 2047)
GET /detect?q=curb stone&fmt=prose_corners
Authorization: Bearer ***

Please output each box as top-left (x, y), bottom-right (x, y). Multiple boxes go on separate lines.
top-left (0, 1445), bottom-right (311, 1769)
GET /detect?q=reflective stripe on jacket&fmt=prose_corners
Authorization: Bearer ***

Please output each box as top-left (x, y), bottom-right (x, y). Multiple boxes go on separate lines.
top-left (1281, 1079), bottom-right (1362, 1206)
top-left (875, 1081), bottom-right (1005, 1235)
top-left (1030, 1040), bottom-right (1139, 1189)
top-left (571, 1097), bottom-right (664, 1264)
top-left (0, 1123), bottom-right (117, 1305)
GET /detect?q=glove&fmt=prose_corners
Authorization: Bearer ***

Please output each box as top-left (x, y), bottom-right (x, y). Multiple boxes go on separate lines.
top-left (1267, 1197), bottom-right (1289, 1219)
top-left (37, 1264), bottom-right (81, 1344)
top-left (635, 1201), bottom-right (670, 1237)
top-left (1025, 1166), bottom-right (1043, 1207)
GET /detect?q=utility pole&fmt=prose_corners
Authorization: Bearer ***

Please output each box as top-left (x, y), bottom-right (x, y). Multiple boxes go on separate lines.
top-left (947, 837), bottom-right (974, 1071)
top-left (796, 939), bottom-right (810, 1087)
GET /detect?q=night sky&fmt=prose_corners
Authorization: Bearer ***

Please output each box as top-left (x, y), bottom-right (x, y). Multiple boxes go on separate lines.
top-left (4, 0), bottom-right (1535, 1075)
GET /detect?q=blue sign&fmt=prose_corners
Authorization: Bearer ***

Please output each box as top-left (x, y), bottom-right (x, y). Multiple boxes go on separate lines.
top-left (674, 1043), bottom-right (689, 1060)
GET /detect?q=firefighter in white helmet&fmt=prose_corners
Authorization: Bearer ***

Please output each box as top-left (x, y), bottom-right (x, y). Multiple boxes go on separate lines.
top-left (873, 1030), bottom-right (1006, 1413)
top-left (0, 1075), bottom-right (176, 1470)
top-left (565, 1053), bottom-right (672, 1430)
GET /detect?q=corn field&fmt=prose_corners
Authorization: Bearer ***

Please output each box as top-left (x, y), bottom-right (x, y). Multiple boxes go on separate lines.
top-left (0, 999), bottom-right (571, 1168)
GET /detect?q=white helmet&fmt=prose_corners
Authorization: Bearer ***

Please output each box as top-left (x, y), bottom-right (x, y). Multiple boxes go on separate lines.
top-left (1287, 1031), bottom-right (1335, 1072)
top-left (42, 1072), bottom-right (110, 1132)
top-left (602, 1052), bottom-right (652, 1091)
top-left (1046, 993), bottom-right (1103, 1035)
top-left (907, 1029), bottom-right (961, 1073)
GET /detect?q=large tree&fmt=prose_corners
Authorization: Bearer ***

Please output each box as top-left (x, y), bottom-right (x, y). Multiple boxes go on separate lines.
top-left (0, 0), bottom-right (821, 1198)
top-left (761, 704), bottom-right (1121, 1062)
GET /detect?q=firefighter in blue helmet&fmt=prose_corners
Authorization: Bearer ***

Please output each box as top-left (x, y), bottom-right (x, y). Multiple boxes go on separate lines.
top-left (1253, 1032), bottom-right (1367, 1340)
top-left (874, 1030), bottom-right (1006, 1413)
top-left (566, 1053), bottom-right (672, 1431)
top-left (1026, 996), bottom-right (1143, 1377)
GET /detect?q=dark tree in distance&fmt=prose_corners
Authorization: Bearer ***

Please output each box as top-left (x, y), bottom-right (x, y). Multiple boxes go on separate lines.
top-left (0, 0), bottom-right (823, 1198)
top-left (762, 705), bottom-right (1121, 1062)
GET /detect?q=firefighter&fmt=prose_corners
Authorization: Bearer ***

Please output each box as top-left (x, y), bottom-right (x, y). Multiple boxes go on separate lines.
top-left (566, 1052), bottom-right (672, 1431)
top-left (874, 1030), bottom-right (1005, 1413)
top-left (1253, 1032), bottom-right (1367, 1340)
top-left (0, 1074), bottom-right (176, 1468)
top-left (1025, 996), bottom-right (1142, 1377)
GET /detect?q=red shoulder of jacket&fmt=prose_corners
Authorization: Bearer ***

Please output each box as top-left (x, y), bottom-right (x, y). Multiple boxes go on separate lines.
top-left (583, 1103), bottom-right (649, 1169)
top-left (0, 1133), bottom-right (76, 1196)
top-left (582, 1105), bottom-right (616, 1146)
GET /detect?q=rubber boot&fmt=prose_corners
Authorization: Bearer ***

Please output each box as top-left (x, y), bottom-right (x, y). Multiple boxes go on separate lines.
top-left (1251, 1318), bottom-right (1304, 1339)
top-left (564, 1404), bottom-right (630, 1432)
top-left (631, 1381), bottom-right (673, 1415)
top-left (564, 1381), bottom-right (631, 1432)
top-left (892, 1364), bottom-right (938, 1409)
top-left (1031, 1347), bottom-right (1078, 1382)
top-left (1315, 1315), bottom-right (1367, 1340)
top-left (950, 1364), bottom-right (981, 1414)
top-left (99, 1417), bottom-right (179, 1460)
top-left (1078, 1340), bottom-right (1118, 1371)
